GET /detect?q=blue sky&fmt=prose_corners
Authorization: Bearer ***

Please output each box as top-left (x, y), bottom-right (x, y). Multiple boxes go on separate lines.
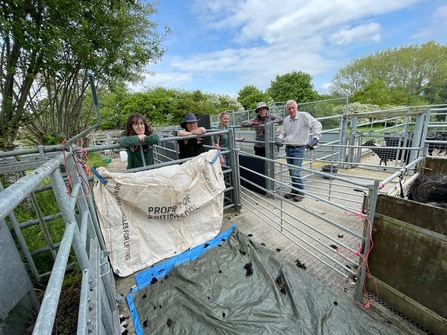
top-left (131, 0), bottom-right (447, 97)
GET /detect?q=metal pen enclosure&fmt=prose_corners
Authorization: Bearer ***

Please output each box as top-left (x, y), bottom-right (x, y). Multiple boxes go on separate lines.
top-left (1, 96), bottom-right (447, 334)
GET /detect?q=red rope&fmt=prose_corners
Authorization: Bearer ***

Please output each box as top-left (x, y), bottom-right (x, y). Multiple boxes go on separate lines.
top-left (338, 205), bottom-right (379, 308)
top-left (61, 141), bottom-right (92, 198)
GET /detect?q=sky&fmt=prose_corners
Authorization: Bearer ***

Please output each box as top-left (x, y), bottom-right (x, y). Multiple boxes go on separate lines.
top-left (131, 0), bottom-right (447, 97)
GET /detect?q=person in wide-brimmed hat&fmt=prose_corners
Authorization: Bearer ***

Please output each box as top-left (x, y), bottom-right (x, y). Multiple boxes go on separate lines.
top-left (180, 113), bottom-right (200, 129)
top-left (176, 113), bottom-right (206, 159)
top-left (254, 102), bottom-right (269, 113)
top-left (241, 102), bottom-right (284, 157)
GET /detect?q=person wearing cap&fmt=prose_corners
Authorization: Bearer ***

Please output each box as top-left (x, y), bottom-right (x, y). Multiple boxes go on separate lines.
top-left (120, 113), bottom-right (161, 169)
top-left (241, 102), bottom-right (283, 156)
top-left (176, 113), bottom-right (206, 159)
top-left (274, 99), bottom-right (322, 202)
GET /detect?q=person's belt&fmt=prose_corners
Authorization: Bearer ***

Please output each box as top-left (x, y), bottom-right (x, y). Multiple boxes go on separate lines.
top-left (286, 145), bottom-right (304, 148)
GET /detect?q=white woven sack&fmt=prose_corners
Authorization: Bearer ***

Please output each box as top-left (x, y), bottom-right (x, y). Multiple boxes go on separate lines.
top-left (93, 150), bottom-right (225, 277)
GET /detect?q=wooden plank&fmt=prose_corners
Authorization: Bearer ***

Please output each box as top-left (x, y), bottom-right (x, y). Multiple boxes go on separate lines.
top-left (369, 213), bottom-right (447, 320)
top-left (376, 194), bottom-right (447, 235)
top-left (366, 277), bottom-right (447, 335)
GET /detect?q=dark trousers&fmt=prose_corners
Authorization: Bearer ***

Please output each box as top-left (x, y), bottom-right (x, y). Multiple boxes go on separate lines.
top-left (254, 147), bottom-right (265, 157)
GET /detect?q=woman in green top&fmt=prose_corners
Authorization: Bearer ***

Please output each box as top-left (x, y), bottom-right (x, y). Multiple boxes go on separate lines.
top-left (119, 113), bottom-right (160, 169)
top-left (212, 112), bottom-right (245, 165)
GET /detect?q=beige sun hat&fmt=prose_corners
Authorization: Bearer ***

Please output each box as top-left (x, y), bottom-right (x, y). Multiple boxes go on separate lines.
top-left (255, 102), bottom-right (269, 113)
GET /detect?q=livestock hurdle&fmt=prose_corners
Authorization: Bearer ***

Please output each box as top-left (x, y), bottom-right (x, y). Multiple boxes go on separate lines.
top-left (365, 156), bottom-right (447, 335)
top-left (2, 101), bottom-right (446, 334)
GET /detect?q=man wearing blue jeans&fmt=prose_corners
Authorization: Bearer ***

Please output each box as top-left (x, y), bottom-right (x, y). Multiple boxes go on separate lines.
top-left (275, 100), bottom-right (322, 202)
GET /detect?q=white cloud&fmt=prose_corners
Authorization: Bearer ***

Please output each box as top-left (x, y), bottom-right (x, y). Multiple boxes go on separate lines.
top-left (433, 5), bottom-right (447, 18)
top-left (136, 0), bottom-right (440, 96)
top-left (192, 0), bottom-right (421, 44)
top-left (128, 71), bottom-right (194, 92)
top-left (330, 23), bottom-right (381, 45)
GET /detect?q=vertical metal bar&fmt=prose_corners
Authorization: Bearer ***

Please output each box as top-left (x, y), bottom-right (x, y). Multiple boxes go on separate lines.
top-left (228, 128), bottom-right (242, 211)
top-left (355, 180), bottom-right (379, 302)
top-left (77, 268), bottom-right (90, 335)
top-left (80, 211), bottom-right (90, 244)
top-left (28, 190), bottom-right (58, 260)
top-left (68, 183), bottom-right (81, 209)
top-left (347, 117), bottom-right (358, 166)
top-left (339, 113), bottom-right (348, 168)
top-left (0, 176), bottom-right (47, 282)
top-left (32, 221), bottom-right (76, 334)
top-left (409, 111), bottom-right (426, 174)
top-left (264, 122), bottom-right (275, 198)
top-left (88, 235), bottom-right (101, 335)
top-left (100, 281), bottom-right (115, 335)
top-left (49, 168), bottom-right (90, 270)
top-left (67, 153), bottom-right (107, 250)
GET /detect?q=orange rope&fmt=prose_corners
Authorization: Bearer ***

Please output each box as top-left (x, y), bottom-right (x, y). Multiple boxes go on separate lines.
top-left (61, 141), bottom-right (92, 198)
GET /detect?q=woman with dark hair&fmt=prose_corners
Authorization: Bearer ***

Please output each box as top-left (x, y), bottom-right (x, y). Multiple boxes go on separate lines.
top-left (119, 113), bottom-right (160, 169)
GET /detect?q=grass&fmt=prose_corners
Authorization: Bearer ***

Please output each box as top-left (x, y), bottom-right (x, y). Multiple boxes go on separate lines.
top-left (8, 151), bottom-right (109, 275)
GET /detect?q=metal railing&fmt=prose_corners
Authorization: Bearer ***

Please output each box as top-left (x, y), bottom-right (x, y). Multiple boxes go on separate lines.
top-left (1, 100), bottom-right (446, 333)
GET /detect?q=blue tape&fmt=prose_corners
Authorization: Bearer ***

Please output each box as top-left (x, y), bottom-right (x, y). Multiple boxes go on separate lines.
top-left (210, 150), bottom-right (221, 165)
top-left (91, 166), bottom-right (107, 185)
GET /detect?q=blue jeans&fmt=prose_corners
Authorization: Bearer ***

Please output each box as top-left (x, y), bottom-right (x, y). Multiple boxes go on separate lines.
top-left (285, 146), bottom-right (305, 194)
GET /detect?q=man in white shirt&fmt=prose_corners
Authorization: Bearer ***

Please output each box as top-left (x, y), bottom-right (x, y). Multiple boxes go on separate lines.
top-left (275, 100), bottom-right (322, 202)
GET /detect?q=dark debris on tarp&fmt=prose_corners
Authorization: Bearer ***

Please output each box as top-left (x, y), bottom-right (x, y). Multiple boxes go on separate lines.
top-left (127, 225), bottom-right (399, 335)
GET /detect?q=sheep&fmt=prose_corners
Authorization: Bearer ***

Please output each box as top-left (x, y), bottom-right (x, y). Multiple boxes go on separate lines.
top-left (384, 135), bottom-right (411, 165)
top-left (427, 133), bottom-right (447, 156)
top-left (362, 140), bottom-right (397, 166)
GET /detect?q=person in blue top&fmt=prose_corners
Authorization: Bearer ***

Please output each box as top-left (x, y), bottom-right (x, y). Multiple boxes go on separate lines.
top-left (212, 112), bottom-right (245, 165)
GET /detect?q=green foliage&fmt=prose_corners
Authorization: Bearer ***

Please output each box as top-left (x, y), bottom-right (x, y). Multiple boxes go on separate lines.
top-left (0, 0), bottom-right (169, 150)
top-left (97, 87), bottom-right (243, 130)
top-left (298, 97), bottom-right (348, 129)
top-left (267, 71), bottom-right (319, 103)
top-left (87, 151), bottom-right (110, 168)
top-left (331, 41), bottom-right (447, 105)
top-left (96, 85), bottom-right (130, 130)
top-left (237, 85), bottom-right (268, 110)
top-left (350, 80), bottom-right (411, 107)
top-left (41, 134), bottom-right (66, 146)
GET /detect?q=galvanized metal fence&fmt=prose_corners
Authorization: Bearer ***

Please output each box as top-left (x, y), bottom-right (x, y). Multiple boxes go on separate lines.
top-left (1, 99), bottom-right (446, 334)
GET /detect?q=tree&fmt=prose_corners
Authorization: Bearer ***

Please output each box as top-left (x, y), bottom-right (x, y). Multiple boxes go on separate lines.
top-left (237, 85), bottom-right (268, 110)
top-left (0, 0), bottom-right (169, 150)
top-left (267, 71), bottom-right (319, 104)
top-left (330, 41), bottom-right (447, 105)
top-left (97, 87), bottom-right (244, 130)
top-left (350, 80), bottom-right (410, 107)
